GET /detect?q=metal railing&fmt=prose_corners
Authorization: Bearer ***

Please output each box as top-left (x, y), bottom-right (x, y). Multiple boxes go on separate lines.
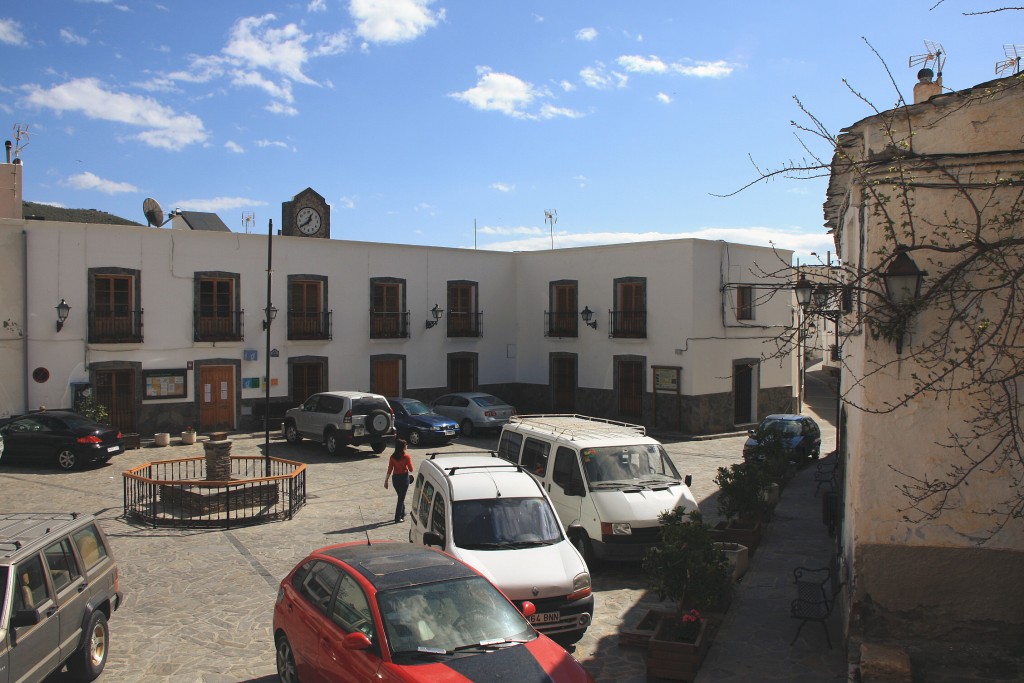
top-left (369, 310), bottom-right (410, 339)
top-left (544, 311), bottom-right (578, 338)
top-left (194, 309), bottom-right (244, 342)
top-left (123, 455), bottom-right (306, 529)
top-left (89, 308), bottom-right (144, 343)
top-left (447, 311), bottom-right (482, 337)
top-left (288, 310), bottom-right (333, 340)
top-left (609, 310), bottom-right (647, 338)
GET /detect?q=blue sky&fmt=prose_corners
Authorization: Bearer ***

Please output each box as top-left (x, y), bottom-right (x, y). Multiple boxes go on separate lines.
top-left (0, 1), bottom-right (1015, 260)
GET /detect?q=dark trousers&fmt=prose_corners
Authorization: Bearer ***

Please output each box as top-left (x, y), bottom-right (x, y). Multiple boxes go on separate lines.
top-left (392, 473), bottom-right (410, 522)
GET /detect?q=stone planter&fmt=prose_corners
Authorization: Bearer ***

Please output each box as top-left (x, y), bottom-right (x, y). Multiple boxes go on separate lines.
top-left (181, 431), bottom-right (197, 445)
top-left (762, 481), bottom-right (781, 506)
top-left (714, 541), bottom-right (749, 582)
top-left (646, 616), bottom-right (710, 681)
top-left (153, 432), bottom-right (170, 447)
top-left (713, 519), bottom-right (762, 556)
top-left (122, 433), bottom-right (141, 450)
top-left (618, 607), bottom-right (673, 647)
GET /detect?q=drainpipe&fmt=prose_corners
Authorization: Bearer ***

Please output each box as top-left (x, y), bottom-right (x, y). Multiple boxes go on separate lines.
top-left (22, 229), bottom-right (29, 413)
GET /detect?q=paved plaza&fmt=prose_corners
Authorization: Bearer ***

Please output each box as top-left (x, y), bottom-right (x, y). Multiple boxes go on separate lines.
top-left (3, 374), bottom-right (849, 682)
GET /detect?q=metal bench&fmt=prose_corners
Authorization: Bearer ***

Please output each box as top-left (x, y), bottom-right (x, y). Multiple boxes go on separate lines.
top-left (813, 458), bottom-right (839, 495)
top-left (790, 556), bottom-right (844, 649)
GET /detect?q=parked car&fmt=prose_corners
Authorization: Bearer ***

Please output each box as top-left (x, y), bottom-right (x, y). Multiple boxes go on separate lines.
top-left (272, 541), bottom-right (594, 683)
top-left (283, 391), bottom-right (395, 455)
top-left (1, 512), bottom-right (123, 682)
top-left (430, 392), bottom-right (516, 437)
top-left (0, 410), bottom-right (124, 471)
top-left (742, 414), bottom-right (822, 463)
top-left (409, 452), bottom-right (593, 644)
top-left (387, 397), bottom-right (459, 447)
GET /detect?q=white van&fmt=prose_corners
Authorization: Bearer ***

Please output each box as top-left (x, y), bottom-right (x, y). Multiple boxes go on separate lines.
top-left (408, 451), bottom-right (593, 644)
top-left (497, 415), bottom-right (698, 564)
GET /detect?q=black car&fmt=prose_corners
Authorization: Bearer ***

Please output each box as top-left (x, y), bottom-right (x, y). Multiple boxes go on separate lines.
top-left (0, 410), bottom-right (124, 470)
top-left (387, 397), bottom-right (460, 446)
top-left (742, 414), bottom-right (821, 463)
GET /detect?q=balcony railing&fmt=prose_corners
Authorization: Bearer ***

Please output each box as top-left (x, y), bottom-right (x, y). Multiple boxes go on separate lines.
top-left (288, 310), bottom-right (333, 340)
top-left (545, 311), bottom-right (578, 338)
top-left (194, 309), bottom-right (244, 342)
top-left (370, 310), bottom-right (410, 339)
top-left (89, 308), bottom-right (144, 343)
top-left (610, 310), bottom-right (647, 339)
top-left (447, 311), bottom-right (482, 338)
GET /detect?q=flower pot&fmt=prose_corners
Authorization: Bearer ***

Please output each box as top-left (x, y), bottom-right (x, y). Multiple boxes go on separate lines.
top-left (153, 432), bottom-right (170, 447)
top-left (619, 607), bottom-right (673, 648)
top-left (761, 481), bottom-right (781, 505)
top-left (716, 519), bottom-right (762, 556)
top-left (713, 541), bottom-right (749, 582)
top-left (122, 433), bottom-right (141, 450)
top-left (181, 431), bottom-right (197, 445)
top-left (646, 615), bottom-right (710, 681)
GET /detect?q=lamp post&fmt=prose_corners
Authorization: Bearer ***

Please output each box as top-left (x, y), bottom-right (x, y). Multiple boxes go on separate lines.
top-left (264, 219), bottom-right (274, 476)
top-left (794, 274), bottom-right (813, 413)
top-left (880, 249), bottom-right (927, 354)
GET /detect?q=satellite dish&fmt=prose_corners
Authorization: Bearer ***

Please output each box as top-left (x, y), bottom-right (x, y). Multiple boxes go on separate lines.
top-left (143, 197), bottom-right (166, 227)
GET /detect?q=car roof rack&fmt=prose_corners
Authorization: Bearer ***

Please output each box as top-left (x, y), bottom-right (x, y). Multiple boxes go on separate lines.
top-left (508, 414), bottom-right (647, 440)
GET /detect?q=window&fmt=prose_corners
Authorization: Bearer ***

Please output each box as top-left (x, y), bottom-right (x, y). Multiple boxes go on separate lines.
top-left (416, 480), bottom-right (435, 526)
top-left (613, 277), bottom-right (647, 338)
top-left (89, 268), bottom-right (142, 343)
top-left (330, 574), bottom-right (376, 641)
top-left (497, 431), bottom-right (523, 463)
top-left (429, 492), bottom-right (446, 542)
top-left (447, 281), bottom-right (480, 337)
top-left (547, 281), bottom-right (578, 337)
top-left (370, 278), bottom-right (408, 338)
top-left (44, 538), bottom-right (81, 593)
top-left (194, 272), bottom-right (241, 341)
top-left (296, 560), bottom-right (342, 613)
top-left (15, 555), bottom-right (51, 611)
top-left (736, 285), bottom-right (754, 321)
top-left (289, 277), bottom-right (331, 340)
top-left (521, 438), bottom-right (551, 476)
top-left (552, 446), bottom-right (582, 491)
top-left (73, 525), bottom-right (109, 571)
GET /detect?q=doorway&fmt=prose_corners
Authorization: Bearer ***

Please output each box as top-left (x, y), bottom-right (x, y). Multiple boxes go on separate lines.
top-left (199, 365), bottom-right (235, 431)
top-left (94, 368), bottom-right (137, 433)
top-left (733, 361), bottom-right (757, 425)
top-left (551, 355), bottom-right (577, 412)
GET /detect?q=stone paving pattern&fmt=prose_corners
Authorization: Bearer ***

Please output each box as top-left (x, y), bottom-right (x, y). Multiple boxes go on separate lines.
top-left (3, 373), bottom-right (854, 682)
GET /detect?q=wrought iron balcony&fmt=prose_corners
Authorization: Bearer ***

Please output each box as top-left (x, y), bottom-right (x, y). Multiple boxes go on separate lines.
top-left (544, 311), bottom-right (579, 338)
top-left (194, 309), bottom-right (244, 342)
top-left (447, 311), bottom-right (482, 338)
top-left (287, 310), bottom-right (333, 340)
top-left (369, 310), bottom-right (410, 339)
top-left (609, 310), bottom-right (647, 339)
top-left (88, 308), bottom-right (144, 343)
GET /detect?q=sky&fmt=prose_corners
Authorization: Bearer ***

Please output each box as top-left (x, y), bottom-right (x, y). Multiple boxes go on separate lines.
top-left (0, 1), bottom-right (1017, 261)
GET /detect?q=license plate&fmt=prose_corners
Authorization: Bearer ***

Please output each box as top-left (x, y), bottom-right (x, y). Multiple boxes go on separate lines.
top-left (444, 429), bottom-right (455, 436)
top-left (354, 427), bottom-right (365, 436)
top-left (107, 445), bottom-right (120, 453)
top-left (528, 611), bottom-right (560, 625)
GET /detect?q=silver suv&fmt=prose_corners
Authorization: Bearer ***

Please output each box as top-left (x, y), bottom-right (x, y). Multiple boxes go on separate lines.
top-left (1, 512), bottom-right (123, 682)
top-left (283, 390), bottom-right (396, 455)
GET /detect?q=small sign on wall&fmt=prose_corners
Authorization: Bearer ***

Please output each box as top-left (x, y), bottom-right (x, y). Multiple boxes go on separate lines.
top-left (243, 349), bottom-right (258, 361)
top-left (653, 366), bottom-right (680, 393)
top-left (242, 377), bottom-right (260, 389)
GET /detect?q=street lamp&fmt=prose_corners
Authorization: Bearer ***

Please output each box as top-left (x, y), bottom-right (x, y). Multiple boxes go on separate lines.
top-left (880, 249), bottom-right (927, 353)
top-left (264, 219), bottom-right (274, 476)
top-left (580, 306), bottom-right (597, 330)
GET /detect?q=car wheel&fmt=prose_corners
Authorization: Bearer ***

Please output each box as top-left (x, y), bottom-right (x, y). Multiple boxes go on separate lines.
top-left (367, 409), bottom-right (391, 436)
top-left (460, 419), bottom-right (475, 438)
top-left (67, 610), bottom-right (108, 682)
top-left (276, 634), bottom-right (300, 683)
top-left (408, 429), bottom-right (422, 446)
top-left (571, 530), bottom-right (595, 567)
top-left (371, 441), bottom-right (387, 454)
top-left (56, 448), bottom-right (78, 471)
top-left (325, 429), bottom-right (339, 456)
top-left (284, 421), bottom-right (302, 444)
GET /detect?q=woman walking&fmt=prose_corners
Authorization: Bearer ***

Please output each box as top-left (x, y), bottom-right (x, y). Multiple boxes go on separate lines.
top-left (384, 438), bottom-right (414, 523)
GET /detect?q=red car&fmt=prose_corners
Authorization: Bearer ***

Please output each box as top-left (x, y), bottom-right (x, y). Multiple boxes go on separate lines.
top-left (273, 541), bottom-right (595, 683)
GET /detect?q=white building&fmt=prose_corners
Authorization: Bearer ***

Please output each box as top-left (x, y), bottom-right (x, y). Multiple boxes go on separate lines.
top-left (0, 164), bottom-right (796, 437)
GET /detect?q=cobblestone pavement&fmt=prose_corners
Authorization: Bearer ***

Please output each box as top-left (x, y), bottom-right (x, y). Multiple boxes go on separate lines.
top-left (3, 374), bottom-right (848, 682)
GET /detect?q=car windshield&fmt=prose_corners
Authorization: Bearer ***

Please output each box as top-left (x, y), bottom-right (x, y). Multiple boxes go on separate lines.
top-left (400, 400), bottom-right (432, 416)
top-left (62, 414), bottom-right (98, 428)
top-left (580, 444), bottom-right (681, 484)
top-left (762, 419), bottom-right (802, 436)
top-left (471, 395), bottom-right (505, 407)
top-left (452, 497), bottom-right (563, 549)
top-left (352, 398), bottom-right (390, 415)
top-left (378, 576), bottom-right (535, 658)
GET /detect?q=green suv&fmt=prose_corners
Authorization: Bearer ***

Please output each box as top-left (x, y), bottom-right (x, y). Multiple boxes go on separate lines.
top-left (1, 512), bottom-right (123, 682)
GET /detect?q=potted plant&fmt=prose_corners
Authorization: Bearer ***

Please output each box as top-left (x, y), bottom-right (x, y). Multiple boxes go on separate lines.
top-left (642, 509), bottom-right (729, 681)
top-left (181, 425), bottom-right (197, 445)
top-left (712, 463), bottom-right (771, 554)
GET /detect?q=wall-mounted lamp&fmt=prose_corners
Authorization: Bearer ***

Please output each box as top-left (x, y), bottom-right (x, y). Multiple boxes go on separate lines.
top-left (55, 299), bottom-right (71, 332)
top-left (580, 306), bottom-right (597, 330)
top-left (425, 304), bottom-right (444, 329)
top-left (262, 304), bottom-right (278, 331)
top-left (880, 249), bottom-right (927, 354)
top-left (794, 274), bottom-right (813, 310)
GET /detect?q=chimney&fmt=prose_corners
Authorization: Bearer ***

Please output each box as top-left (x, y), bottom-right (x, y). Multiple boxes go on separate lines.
top-left (0, 143), bottom-right (23, 220)
top-left (913, 68), bottom-right (942, 104)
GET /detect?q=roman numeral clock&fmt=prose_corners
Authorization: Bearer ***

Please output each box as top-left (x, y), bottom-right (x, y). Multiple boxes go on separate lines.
top-left (282, 188), bottom-right (330, 238)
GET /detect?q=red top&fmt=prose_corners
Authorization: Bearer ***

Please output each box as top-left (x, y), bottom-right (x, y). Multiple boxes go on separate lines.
top-left (386, 452), bottom-right (414, 477)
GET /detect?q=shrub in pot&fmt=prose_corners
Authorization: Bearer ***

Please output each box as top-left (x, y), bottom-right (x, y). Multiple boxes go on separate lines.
top-left (714, 463), bottom-right (771, 523)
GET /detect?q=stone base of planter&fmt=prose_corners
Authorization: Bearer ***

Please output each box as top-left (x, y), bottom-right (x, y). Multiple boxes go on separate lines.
top-left (618, 607), bottom-right (673, 648)
top-left (646, 616), bottom-right (711, 681)
top-left (714, 541), bottom-right (750, 583)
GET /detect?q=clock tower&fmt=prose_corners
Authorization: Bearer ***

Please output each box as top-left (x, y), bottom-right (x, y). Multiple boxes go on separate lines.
top-left (282, 188), bottom-right (330, 238)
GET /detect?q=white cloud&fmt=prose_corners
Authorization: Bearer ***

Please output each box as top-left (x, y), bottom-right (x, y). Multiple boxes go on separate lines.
top-left (308, 0), bottom-right (327, 11)
top-left (23, 78), bottom-right (207, 151)
top-left (0, 18), bottom-right (26, 45)
top-left (579, 63), bottom-right (627, 89)
top-left (350, 0), bottom-right (441, 44)
top-left (265, 101), bottom-right (299, 116)
top-left (450, 67), bottom-right (538, 118)
top-left (65, 172), bottom-right (138, 194)
top-left (223, 14), bottom-right (317, 86)
top-left (59, 28), bottom-right (88, 46)
top-left (224, 140), bottom-right (244, 153)
top-left (338, 196), bottom-right (356, 209)
top-left (231, 69), bottom-right (295, 102)
top-left (256, 139), bottom-right (293, 150)
top-left (575, 27), bottom-right (597, 41)
top-left (574, 174), bottom-right (588, 188)
top-left (656, 92), bottom-right (672, 104)
top-left (539, 103), bottom-right (583, 119)
top-left (673, 60), bottom-right (735, 78)
top-left (559, 80), bottom-right (575, 92)
top-left (315, 31), bottom-right (349, 56)
top-left (174, 196), bottom-right (268, 212)
top-left (617, 55), bottom-right (668, 74)
top-left (490, 182), bottom-right (514, 193)
top-left (478, 225), bottom-right (544, 236)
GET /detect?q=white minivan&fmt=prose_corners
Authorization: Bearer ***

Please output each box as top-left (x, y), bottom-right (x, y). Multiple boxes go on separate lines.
top-left (408, 451), bottom-right (593, 644)
top-left (497, 415), bottom-right (698, 564)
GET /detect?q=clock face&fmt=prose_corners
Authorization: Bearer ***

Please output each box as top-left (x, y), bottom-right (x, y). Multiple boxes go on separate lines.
top-left (296, 207), bottom-right (322, 235)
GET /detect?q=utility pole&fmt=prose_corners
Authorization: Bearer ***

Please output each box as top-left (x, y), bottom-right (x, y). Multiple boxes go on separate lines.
top-left (544, 210), bottom-right (557, 250)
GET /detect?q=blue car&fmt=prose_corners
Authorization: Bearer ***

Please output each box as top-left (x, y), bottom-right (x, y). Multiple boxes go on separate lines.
top-left (742, 414), bottom-right (821, 463)
top-left (387, 397), bottom-right (460, 447)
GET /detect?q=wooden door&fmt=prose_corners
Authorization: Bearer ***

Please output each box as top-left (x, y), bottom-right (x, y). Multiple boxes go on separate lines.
top-left (200, 366), bottom-right (235, 431)
top-left (734, 363), bottom-right (754, 424)
top-left (551, 357), bottom-right (576, 412)
top-left (93, 369), bottom-right (136, 432)
top-left (292, 362), bottom-right (324, 404)
top-left (448, 356), bottom-right (476, 392)
top-left (617, 360), bottom-right (643, 418)
top-left (372, 358), bottom-right (401, 397)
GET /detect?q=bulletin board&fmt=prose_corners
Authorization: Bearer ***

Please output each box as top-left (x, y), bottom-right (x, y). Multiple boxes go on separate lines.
top-left (143, 369), bottom-right (188, 399)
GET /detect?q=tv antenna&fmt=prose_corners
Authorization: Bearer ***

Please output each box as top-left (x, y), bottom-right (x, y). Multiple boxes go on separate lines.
top-left (908, 40), bottom-right (946, 75)
top-left (242, 211), bottom-right (255, 233)
top-left (12, 124), bottom-right (30, 160)
top-left (995, 44), bottom-right (1023, 75)
top-left (544, 209), bottom-right (557, 250)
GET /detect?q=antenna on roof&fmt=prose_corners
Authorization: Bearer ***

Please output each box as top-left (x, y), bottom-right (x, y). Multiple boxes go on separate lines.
top-left (143, 198), bottom-right (167, 227)
top-left (12, 124), bottom-right (30, 160)
top-left (996, 44), bottom-right (1023, 75)
top-left (242, 211), bottom-right (255, 233)
top-left (908, 40), bottom-right (946, 76)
